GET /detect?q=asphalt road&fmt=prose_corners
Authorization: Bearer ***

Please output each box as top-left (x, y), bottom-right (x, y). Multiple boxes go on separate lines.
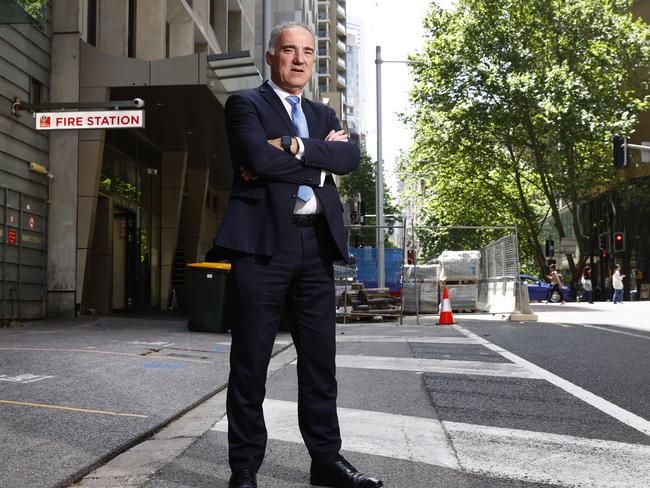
top-left (461, 318), bottom-right (650, 423)
top-left (0, 317), bottom-right (290, 488)
top-left (2, 307), bottom-right (650, 487)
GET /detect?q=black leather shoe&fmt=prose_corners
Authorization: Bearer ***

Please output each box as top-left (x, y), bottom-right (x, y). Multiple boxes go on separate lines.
top-left (310, 455), bottom-right (383, 487)
top-left (229, 468), bottom-right (257, 488)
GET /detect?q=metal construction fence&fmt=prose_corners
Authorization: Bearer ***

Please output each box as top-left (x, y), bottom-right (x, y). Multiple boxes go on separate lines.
top-left (336, 222), bottom-right (521, 322)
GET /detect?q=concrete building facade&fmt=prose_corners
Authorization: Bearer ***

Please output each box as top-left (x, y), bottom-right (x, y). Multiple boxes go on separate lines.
top-left (2, 0), bottom-right (266, 319)
top-left (0, 0), bottom-right (51, 323)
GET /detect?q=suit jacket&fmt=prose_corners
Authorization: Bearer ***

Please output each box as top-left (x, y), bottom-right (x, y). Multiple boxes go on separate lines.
top-left (215, 81), bottom-right (360, 263)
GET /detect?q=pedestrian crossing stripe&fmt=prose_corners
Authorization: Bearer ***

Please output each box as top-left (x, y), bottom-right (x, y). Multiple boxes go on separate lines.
top-left (335, 335), bottom-right (481, 344)
top-left (332, 355), bottom-right (540, 379)
top-left (212, 399), bottom-right (650, 488)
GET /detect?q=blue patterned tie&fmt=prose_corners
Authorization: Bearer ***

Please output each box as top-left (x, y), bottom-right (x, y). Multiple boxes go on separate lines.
top-left (286, 95), bottom-right (314, 202)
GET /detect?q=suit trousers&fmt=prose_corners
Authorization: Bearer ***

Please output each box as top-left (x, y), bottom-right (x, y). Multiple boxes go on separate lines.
top-left (227, 217), bottom-right (342, 472)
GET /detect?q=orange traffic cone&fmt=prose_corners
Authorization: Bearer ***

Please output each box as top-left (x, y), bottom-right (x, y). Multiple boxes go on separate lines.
top-left (437, 287), bottom-right (455, 325)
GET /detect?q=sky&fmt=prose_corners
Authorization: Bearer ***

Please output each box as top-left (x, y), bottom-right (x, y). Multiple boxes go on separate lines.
top-left (346, 0), bottom-right (454, 194)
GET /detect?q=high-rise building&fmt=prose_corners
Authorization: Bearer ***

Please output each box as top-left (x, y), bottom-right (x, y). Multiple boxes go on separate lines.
top-left (316, 0), bottom-right (347, 122)
top-left (345, 18), bottom-right (364, 147)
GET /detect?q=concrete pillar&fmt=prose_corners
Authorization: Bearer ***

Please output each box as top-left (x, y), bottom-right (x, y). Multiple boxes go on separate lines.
top-left (228, 9), bottom-right (242, 51)
top-left (135, 0), bottom-right (166, 60)
top-left (160, 151), bottom-right (187, 310)
top-left (178, 168), bottom-right (208, 306)
top-left (82, 196), bottom-right (113, 314)
top-left (181, 168), bottom-right (209, 264)
top-left (213, 0), bottom-right (228, 52)
top-left (76, 87), bottom-right (108, 309)
top-left (168, 20), bottom-right (194, 57)
top-left (97, 0), bottom-right (129, 57)
top-left (48, 0), bottom-right (82, 317)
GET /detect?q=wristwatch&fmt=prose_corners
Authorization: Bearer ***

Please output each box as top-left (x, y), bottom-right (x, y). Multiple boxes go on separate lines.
top-left (281, 135), bottom-right (293, 154)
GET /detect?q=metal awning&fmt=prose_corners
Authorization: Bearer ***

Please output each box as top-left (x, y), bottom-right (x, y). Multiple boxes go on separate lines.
top-left (207, 51), bottom-right (262, 105)
top-left (80, 42), bottom-right (262, 108)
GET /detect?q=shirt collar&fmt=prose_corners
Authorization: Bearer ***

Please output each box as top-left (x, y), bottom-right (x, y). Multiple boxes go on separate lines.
top-left (268, 79), bottom-right (302, 103)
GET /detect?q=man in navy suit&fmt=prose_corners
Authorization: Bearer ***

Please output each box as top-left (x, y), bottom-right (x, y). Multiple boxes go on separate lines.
top-left (215, 22), bottom-right (383, 488)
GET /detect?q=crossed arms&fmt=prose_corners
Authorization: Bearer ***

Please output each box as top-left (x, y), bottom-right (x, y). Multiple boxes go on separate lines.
top-left (225, 93), bottom-right (360, 185)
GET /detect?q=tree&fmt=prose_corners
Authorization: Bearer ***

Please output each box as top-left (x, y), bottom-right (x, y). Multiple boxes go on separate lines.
top-left (402, 0), bottom-right (650, 280)
top-left (339, 150), bottom-right (399, 247)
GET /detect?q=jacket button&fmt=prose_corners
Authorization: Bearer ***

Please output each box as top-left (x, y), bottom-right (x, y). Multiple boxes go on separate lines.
top-left (290, 194), bottom-right (296, 198)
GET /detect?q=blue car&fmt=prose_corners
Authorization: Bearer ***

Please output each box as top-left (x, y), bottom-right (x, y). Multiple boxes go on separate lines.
top-left (520, 274), bottom-right (574, 302)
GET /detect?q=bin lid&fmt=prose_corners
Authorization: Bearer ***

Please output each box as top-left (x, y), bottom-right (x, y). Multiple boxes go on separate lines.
top-left (187, 262), bottom-right (232, 271)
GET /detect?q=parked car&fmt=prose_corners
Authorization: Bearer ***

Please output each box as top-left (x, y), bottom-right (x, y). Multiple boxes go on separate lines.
top-left (520, 274), bottom-right (574, 302)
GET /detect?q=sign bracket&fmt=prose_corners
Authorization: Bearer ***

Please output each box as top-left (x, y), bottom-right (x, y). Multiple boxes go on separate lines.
top-left (11, 97), bottom-right (144, 117)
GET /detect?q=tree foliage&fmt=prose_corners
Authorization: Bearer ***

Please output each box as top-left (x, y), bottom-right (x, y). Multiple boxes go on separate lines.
top-left (16, 0), bottom-right (48, 26)
top-left (339, 150), bottom-right (398, 219)
top-left (401, 0), bottom-right (650, 278)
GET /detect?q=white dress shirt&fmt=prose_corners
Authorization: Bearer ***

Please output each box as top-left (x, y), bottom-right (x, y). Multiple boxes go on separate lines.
top-left (268, 79), bottom-right (325, 215)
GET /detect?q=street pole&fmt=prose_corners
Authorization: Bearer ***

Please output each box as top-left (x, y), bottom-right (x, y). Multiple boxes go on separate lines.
top-left (262, 0), bottom-right (270, 80)
top-left (375, 45), bottom-right (386, 289)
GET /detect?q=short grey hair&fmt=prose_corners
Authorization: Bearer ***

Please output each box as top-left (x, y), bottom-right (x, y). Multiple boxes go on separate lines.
top-left (266, 22), bottom-right (316, 55)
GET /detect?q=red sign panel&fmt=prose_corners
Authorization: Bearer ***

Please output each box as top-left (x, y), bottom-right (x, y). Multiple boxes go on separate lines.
top-left (7, 229), bottom-right (17, 245)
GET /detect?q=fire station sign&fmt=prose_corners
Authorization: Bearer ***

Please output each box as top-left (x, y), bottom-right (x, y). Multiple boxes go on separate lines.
top-left (34, 110), bottom-right (145, 130)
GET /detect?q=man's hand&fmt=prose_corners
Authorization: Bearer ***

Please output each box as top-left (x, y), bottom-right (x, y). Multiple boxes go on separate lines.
top-left (240, 166), bottom-right (258, 182)
top-left (325, 129), bottom-right (348, 142)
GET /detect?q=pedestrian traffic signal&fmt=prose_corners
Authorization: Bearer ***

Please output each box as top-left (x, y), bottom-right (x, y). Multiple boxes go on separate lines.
top-left (613, 232), bottom-right (625, 252)
top-left (600, 250), bottom-right (609, 260)
top-left (613, 136), bottom-right (629, 169)
top-left (545, 239), bottom-right (554, 257)
top-left (598, 232), bottom-right (608, 252)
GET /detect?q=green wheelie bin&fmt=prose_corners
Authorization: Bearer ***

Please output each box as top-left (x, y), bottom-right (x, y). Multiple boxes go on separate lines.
top-left (187, 262), bottom-right (231, 332)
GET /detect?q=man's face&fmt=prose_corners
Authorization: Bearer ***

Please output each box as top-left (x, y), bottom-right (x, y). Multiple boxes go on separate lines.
top-left (266, 26), bottom-right (315, 95)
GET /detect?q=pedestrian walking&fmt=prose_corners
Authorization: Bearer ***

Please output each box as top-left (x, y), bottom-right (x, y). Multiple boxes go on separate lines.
top-left (546, 264), bottom-right (565, 304)
top-left (581, 265), bottom-right (594, 304)
top-left (214, 22), bottom-right (382, 488)
top-left (612, 264), bottom-right (626, 304)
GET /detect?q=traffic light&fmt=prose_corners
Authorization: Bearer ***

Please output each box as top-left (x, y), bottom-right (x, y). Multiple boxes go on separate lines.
top-left (545, 239), bottom-right (554, 257)
top-left (613, 232), bottom-right (625, 252)
top-left (613, 136), bottom-right (629, 169)
top-left (598, 232), bottom-right (609, 252)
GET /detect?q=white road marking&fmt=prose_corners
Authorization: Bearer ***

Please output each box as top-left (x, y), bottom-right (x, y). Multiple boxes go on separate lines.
top-left (335, 335), bottom-right (480, 344)
top-left (445, 421), bottom-right (650, 488)
top-left (332, 355), bottom-right (540, 379)
top-left (212, 399), bottom-right (650, 487)
top-left (0, 373), bottom-right (54, 384)
top-left (581, 323), bottom-right (650, 340)
top-left (455, 325), bottom-right (650, 437)
top-left (212, 398), bottom-right (459, 469)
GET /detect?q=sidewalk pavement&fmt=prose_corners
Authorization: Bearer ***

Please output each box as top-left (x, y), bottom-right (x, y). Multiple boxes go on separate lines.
top-left (455, 300), bottom-right (650, 334)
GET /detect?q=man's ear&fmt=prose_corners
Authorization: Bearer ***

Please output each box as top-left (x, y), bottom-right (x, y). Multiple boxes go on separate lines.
top-left (265, 51), bottom-right (273, 66)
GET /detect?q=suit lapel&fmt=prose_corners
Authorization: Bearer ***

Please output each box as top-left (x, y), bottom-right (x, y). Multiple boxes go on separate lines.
top-left (259, 82), bottom-right (295, 135)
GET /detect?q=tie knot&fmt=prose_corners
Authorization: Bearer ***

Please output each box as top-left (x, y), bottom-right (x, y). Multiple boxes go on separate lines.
top-left (286, 96), bottom-right (301, 107)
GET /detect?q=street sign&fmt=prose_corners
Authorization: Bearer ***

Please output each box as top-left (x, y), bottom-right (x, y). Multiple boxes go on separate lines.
top-left (559, 237), bottom-right (577, 253)
top-left (34, 110), bottom-right (144, 130)
top-left (7, 229), bottom-right (17, 245)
